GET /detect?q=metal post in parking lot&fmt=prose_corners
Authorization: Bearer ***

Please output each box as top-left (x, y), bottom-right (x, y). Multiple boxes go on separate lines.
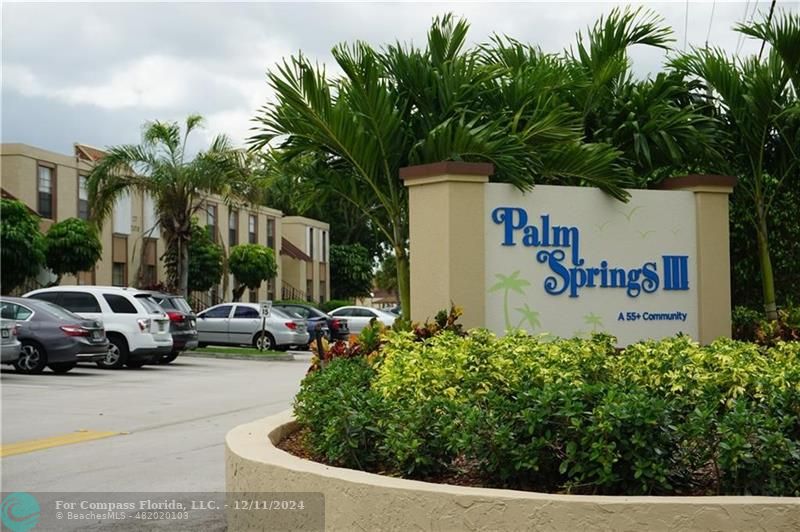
top-left (259, 301), bottom-right (272, 351)
top-left (314, 322), bottom-right (324, 361)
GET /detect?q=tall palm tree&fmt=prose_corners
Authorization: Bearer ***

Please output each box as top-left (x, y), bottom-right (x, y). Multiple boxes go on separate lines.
top-left (251, 15), bottom-right (633, 319)
top-left (87, 115), bottom-right (257, 296)
top-left (671, 11), bottom-right (799, 319)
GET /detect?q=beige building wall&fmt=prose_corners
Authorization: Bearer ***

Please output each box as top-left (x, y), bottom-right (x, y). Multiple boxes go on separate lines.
top-left (1, 143), bottom-right (332, 308)
top-left (281, 216), bottom-right (331, 303)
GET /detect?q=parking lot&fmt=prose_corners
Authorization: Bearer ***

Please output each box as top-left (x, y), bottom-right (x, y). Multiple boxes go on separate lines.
top-left (1, 355), bottom-right (308, 527)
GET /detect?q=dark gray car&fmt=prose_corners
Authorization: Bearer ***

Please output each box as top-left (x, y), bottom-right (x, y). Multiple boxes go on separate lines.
top-left (0, 297), bottom-right (109, 374)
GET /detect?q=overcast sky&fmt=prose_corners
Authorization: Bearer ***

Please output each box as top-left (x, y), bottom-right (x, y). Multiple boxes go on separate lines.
top-left (1, 1), bottom-right (787, 156)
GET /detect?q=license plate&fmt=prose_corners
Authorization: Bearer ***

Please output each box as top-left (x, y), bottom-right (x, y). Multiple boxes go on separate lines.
top-left (1, 330), bottom-right (8, 339)
top-left (159, 323), bottom-right (166, 332)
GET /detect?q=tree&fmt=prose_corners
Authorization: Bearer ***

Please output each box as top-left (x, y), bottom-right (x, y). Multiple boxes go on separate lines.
top-left (251, 15), bottom-right (635, 319)
top-left (672, 11), bottom-right (800, 319)
top-left (0, 199), bottom-right (45, 294)
top-left (374, 253), bottom-right (397, 295)
top-left (184, 221), bottom-right (223, 293)
top-left (329, 243), bottom-right (373, 299)
top-left (87, 115), bottom-right (258, 296)
top-left (44, 218), bottom-right (102, 285)
top-left (228, 244), bottom-right (277, 301)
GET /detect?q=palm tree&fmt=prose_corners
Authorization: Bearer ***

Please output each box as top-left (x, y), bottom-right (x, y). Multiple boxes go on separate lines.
top-left (583, 312), bottom-right (604, 332)
top-left (488, 271), bottom-right (531, 330)
top-left (515, 303), bottom-right (541, 331)
top-left (87, 115), bottom-right (257, 296)
top-left (671, 11), bottom-right (800, 319)
top-left (250, 15), bottom-right (634, 320)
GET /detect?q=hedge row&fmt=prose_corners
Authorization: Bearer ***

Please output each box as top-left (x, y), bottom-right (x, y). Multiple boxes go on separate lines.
top-left (295, 331), bottom-right (800, 496)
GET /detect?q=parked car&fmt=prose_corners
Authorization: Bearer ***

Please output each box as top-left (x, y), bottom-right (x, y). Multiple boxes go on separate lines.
top-left (141, 290), bottom-right (198, 364)
top-left (388, 305), bottom-right (402, 316)
top-left (196, 303), bottom-right (309, 350)
top-left (1, 297), bottom-right (109, 374)
top-left (0, 319), bottom-right (21, 366)
top-left (272, 303), bottom-right (350, 341)
top-left (328, 306), bottom-right (397, 334)
top-left (24, 286), bottom-right (172, 369)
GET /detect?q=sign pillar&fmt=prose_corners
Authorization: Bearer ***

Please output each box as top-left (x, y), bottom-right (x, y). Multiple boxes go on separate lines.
top-left (401, 161), bottom-right (493, 329)
top-left (660, 175), bottom-right (737, 344)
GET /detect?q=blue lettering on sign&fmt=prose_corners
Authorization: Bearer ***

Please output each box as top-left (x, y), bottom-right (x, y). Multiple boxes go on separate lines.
top-left (490, 206), bottom-right (689, 298)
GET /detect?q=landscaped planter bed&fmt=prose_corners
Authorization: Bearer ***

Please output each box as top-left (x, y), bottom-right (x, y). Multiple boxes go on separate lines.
top-left (225, 410), bottom-right (800, 531)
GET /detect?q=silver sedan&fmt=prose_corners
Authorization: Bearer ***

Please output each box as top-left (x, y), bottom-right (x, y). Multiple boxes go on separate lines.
top-left (0, 319), bottom-right (21, 364)
top-left (196, 303), bottom-right (309, 350)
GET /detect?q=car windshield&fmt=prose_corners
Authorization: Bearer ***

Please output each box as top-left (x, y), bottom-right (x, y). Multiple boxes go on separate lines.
top-left (171, 297), bottom-right (193, 314)
top-left (38, 301), bottom-right (84, 321)
top-left (157, 296), bottom-right (193, 314)
top-left (134, 295), bottom-right (165, 315)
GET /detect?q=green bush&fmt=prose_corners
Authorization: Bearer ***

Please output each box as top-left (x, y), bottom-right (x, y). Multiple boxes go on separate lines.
top-left (319, 299), bottom-right (353, 314)
top-left (732, 305), bottom-right (800, 344)
top-left (294, 330), bottom-right (800, 496)
top-left (294, 357), bottom-right (384, 470)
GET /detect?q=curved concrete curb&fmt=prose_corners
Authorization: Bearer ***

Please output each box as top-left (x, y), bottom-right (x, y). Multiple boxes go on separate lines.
top-left (226, 410), bottom-right (800, 531)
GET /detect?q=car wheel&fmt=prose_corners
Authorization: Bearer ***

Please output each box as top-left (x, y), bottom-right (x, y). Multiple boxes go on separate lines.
top-left (253, 332), bottom-right (276, 351)
top-left (15, 341), bottom-right (48, 374)
top-left (98, 335), bottom-right (128, 369)
top-left (49, 362), bottom-right (76, 374)
top-left (159, 353), bottom-right (179, 364)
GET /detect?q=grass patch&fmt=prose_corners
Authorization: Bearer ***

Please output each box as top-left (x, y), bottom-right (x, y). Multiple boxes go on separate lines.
top-left (192, 346), bottom-right (285, 356)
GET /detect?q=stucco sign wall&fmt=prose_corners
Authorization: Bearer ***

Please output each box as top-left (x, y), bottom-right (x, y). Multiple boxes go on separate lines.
top-left (485, 184), bottom-right (698, 345)
top-left (401, 161), bottom-right (734, 345)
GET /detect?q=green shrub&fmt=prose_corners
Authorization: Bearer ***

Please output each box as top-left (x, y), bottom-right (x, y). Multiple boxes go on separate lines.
top-left (732, 305), bottom-right (800, 344)
top-left (294, 358), bottom-right (385, 470)
top-left (295, 330), bottom-right (800, 496)
top-left (319, 299), bottom-right (353, 313)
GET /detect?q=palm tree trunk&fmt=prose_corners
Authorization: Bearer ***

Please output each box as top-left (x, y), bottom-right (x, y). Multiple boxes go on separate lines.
top-left (179, 238), bottom-right (190, 297)
top-left (755, 210), bottom-right (778, 320)
top-left (395, 247), bottom-right (410, 321)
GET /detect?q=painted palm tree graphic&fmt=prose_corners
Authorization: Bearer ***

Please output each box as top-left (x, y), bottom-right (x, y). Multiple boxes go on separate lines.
top-left (489, 271), bottom-right (531, 330)
top-left (515, 303), bottom-right (541, 331)
top-left (584, 312), bottom-right (604, 332)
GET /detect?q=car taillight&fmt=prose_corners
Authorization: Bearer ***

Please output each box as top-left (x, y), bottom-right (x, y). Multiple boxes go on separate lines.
top-left (137, 318), bottom-right (151, 332)
top-left (166, 311), bottom-right (185, 323)
top-left (60, 325), bottom-right (89, 337)
top-left (285, 322), bottom-right (297, 330)
top-left (330, 319), bottom-right (341, 330)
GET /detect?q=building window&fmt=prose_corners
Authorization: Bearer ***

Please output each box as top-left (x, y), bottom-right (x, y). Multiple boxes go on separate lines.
top-left (248, 214), bottom-right (257, 244)
top-left (228, 209), bottom-right (238, 247)
top-left (207, 204), bottom-right (217, 243)
top-left (78, 175), bottom-right (90, 220)
top-left (112, 263), bottom-right (126, 286)
top-left (143, 238), bottom-right (157, 287)
top-left (308, 227), bottom-right (314, 260)
top-left (37, 165), bottom-right (54, 219)
top-left (267, 218), bottom-right (275, 249)
top-left (112, 235), bottom-right (128, 287)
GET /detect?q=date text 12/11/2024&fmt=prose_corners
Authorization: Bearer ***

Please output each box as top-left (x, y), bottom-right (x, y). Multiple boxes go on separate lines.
top-left (619, 311), bottom-right (688, 322)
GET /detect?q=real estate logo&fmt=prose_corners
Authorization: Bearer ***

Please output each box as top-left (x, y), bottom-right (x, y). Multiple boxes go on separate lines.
top-left (1, 492), bottom-right (40, 532)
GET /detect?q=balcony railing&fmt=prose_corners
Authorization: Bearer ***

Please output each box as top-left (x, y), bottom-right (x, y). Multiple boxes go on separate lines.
top-left (281, 281), bottom-right (308, 302)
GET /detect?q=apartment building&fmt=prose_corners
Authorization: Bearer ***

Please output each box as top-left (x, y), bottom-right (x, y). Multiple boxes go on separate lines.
top-left (281, 216), bottom-right (331, 304)
top-left (0, 143), bottom-right (330, 306)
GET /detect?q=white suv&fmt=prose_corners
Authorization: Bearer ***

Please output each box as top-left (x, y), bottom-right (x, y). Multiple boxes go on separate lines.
top-left (25, 286), bottom-right (173, 369)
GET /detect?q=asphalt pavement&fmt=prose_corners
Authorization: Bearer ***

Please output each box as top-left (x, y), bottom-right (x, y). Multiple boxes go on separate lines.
top-left (1, 355), bottom-right (310, 530)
